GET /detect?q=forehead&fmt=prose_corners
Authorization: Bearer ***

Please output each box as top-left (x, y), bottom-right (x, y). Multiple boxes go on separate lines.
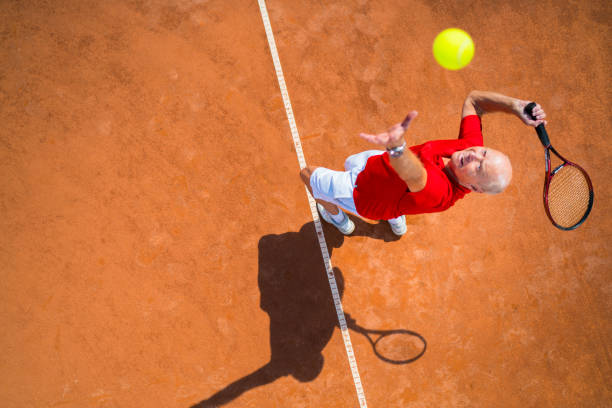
top-left (485, 148), bottom-right (505, 161)
top-left (481, 149), bottom-right (507, 176)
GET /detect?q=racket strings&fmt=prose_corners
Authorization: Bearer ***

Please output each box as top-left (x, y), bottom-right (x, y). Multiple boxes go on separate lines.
top-left (547, 165), bottom-right (590, 228)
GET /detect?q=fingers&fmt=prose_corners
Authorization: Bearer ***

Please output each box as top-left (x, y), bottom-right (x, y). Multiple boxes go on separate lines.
top-left (359, 111), bottom-right (417, 145)
top-left (531, 104), bottom-right (546, 120)
top-left (521, 102), bottom-right (547, 127)
top-left (359, 132), bottom-right (389, 145)
top-left (531, 103), bottom-right (547, 126)
top-left (358, 132), bottom-right (375, 143)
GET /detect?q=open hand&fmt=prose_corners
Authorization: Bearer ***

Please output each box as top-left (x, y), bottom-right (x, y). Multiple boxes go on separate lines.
top-left (359, 111), bottom-right (418, 148)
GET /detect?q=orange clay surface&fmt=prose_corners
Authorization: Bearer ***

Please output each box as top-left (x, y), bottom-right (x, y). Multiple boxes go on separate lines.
top-left (1, 0), bottom-right (611, 407)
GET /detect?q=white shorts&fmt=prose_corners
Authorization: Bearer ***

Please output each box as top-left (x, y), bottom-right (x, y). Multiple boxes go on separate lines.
top-left (309, 150), bottom-right (403, 222)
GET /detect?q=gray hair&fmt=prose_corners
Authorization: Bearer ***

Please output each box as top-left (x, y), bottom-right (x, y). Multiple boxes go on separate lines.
top-left (481, 154), bottom-right (512, 194)
top-left (482, 173), bottom-right (511, 194)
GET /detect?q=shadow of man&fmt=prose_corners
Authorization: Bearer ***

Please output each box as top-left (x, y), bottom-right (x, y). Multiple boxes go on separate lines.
top-left (190, 217), bottom-right (399, 407)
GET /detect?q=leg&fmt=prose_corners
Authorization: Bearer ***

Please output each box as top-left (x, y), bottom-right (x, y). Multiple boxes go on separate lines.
top-left (300, 166), bottom-right (340, 215)
top-left (299, 166), bottom-right (356, 235)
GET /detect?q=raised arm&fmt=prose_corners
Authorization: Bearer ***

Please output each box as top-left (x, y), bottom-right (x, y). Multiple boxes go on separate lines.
top-left (462, 90), bottom-right (547, 127)
top-left (359, 111), bottom-right (427, 192)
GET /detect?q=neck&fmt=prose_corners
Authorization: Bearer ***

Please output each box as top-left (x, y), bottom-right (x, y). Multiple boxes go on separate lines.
top-left (443, 163), bottom-right (459, 184)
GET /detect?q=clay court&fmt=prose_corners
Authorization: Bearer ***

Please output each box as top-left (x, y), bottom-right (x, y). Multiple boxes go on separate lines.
top-left (1, 0), bottom-right (611, 407)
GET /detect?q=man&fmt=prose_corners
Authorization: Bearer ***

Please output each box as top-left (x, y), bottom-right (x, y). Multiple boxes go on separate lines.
top-left (300, 90), bottom-right (548, 236)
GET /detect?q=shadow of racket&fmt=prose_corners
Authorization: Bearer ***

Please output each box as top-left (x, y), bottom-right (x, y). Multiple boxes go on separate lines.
top-left (344, 313), bottom-right (427, 365)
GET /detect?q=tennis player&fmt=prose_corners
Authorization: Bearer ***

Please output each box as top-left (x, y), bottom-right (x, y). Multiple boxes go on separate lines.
top-left (300, 90), bottom-right (547, 235)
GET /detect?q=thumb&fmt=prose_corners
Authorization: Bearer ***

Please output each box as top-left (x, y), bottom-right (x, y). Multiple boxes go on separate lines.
top-left (401, 111), bottom-right (418, 130)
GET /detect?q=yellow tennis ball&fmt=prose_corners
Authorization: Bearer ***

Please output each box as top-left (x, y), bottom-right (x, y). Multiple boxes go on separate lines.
top-left (433, 28), bottom-right (475, 70)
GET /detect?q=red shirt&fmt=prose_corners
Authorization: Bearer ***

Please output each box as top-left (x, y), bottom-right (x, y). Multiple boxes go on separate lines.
top-left (353, 115), bottom-right (484, 220)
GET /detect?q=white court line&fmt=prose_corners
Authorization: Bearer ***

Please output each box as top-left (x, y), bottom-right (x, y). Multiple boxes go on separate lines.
top-left (257, 1), bottom-right (367, 407)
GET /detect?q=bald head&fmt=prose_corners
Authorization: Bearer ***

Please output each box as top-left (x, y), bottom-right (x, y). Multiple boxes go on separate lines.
top-left (449, 146), bottom-right (512, 194)
top-left (480, 151), bottom-right (512, 194)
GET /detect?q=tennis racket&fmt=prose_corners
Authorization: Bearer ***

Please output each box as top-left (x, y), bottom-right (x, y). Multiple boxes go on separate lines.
top-left (524, 102), bottom-right (594, 230)
top-left (344, 313), bottom-right (426, 365)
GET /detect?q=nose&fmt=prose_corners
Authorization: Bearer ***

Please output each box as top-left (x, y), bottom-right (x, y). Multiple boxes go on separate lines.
top-left (469, 151), bottom-right (484, 162)
top-left (465, 151), bottom-right (481, 163)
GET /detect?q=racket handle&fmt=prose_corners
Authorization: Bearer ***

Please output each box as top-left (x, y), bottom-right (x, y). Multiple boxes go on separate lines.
top-left (524, 102), bottom-right (550, 147)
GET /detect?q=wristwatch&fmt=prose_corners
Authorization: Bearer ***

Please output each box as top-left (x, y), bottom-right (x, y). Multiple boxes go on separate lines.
top-left (386, 142), bottom-right (407, 158)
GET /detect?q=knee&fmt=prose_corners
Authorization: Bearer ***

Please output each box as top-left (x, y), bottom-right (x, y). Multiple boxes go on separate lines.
top-left (300, 166), bottom-right (318, 185)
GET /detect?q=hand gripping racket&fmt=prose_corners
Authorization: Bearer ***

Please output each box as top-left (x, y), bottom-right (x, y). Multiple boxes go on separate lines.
top-left (345, 313), bottom-right (426, 365)
top-left (524, 102), bottom-right (594, 230)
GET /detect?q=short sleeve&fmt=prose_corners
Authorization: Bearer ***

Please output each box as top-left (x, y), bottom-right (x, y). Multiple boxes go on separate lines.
top-left (458, 115), bottom-right (483, 145)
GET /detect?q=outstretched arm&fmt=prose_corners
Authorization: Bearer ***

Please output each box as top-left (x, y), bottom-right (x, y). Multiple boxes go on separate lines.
top-left (462, 90), bottom-right (547, 127)
top-left (359, 111), bottom-right (427, 192)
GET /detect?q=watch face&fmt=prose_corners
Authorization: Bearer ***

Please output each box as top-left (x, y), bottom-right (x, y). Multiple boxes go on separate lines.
top-left (387, 143), bottom-right (406, 158)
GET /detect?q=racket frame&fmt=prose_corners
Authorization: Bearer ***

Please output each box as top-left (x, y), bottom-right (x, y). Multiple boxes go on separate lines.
top-left (525, 102), bottom-right (594, 231)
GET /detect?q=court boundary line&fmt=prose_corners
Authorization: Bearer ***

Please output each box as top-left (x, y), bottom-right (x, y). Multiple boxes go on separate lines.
top-left (257, 1), bottom-right (367, 406)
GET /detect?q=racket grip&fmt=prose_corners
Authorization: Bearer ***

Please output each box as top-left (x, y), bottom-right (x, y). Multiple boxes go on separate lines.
top-left (524, 102), bottom-right (550, 147)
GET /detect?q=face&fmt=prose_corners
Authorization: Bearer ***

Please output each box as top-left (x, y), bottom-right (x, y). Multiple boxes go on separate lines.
top-left (449, 146), bottom-right (505, 192)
